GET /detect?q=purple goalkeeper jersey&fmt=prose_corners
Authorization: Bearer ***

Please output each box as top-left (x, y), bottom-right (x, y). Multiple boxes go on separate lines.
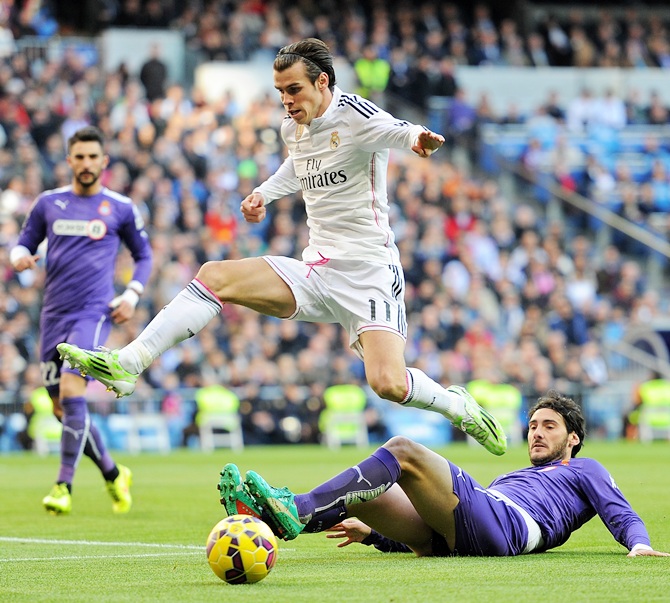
top-left (17, 185), bottom-right (153, 317)
top-left (488, 457), bottom-right (651, 552)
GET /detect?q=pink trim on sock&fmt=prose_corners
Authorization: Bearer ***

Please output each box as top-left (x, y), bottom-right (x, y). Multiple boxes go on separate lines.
top-left (194, 278), bottom-right (225, 308)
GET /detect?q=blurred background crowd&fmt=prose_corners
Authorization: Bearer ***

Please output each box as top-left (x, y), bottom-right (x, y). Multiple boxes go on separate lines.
top-left (2, 0), bottom-right (670, 450)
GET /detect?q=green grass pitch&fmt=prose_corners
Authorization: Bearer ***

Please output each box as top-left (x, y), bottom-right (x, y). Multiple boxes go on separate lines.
top-left (1, 441), bottom-right (668, 603)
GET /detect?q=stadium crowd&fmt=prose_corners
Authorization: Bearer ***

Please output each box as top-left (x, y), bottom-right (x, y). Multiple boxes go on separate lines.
top-left (1, 1), bottom-right (670, 447)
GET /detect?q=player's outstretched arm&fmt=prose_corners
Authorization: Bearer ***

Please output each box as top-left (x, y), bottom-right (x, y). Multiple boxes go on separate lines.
top-left (326, 518), bottom-right (372, 547)
top-left (326, 519), bottom-right (413, 553)
top-left (412, 130), bottom-right (445, 158)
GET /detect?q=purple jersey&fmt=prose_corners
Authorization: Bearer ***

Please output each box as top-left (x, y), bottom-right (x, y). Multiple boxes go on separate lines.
top-left (17, 185), bottom-right (152, 317)
top-left (489, 457), bottom-right (651, 552)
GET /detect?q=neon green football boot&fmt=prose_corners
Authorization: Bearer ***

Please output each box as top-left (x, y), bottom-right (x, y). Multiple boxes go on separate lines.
top-left (57, 343), bottom-right (137, 398)
top-left (43, 483), bottom-right (72, 515)
top-left (244, 471), bottom-right (305, 541)
top-left (218, 463), bottom-right (263, 518)
top-left (447, 385), bottom-right (507, 456)
top-left (106, 464), bottom-right (133, 514)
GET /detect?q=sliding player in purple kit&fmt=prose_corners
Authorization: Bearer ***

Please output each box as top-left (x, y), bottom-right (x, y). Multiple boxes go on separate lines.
top-left (10, 126), bottom-right (153, 515)
top-left (220, 391), bottom-right (668, 558)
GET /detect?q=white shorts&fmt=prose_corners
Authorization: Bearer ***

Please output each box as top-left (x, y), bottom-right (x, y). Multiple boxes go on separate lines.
top-left (263, 256), bottom-right (407, 359)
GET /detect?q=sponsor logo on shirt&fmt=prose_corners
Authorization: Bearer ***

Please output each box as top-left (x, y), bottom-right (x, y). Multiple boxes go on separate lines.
top-left (299, 157), bottom-right (347, 191)
top-left (54, 199), bottom-right (69, 210)
top-left (53, 219), bottom-right (108, 240)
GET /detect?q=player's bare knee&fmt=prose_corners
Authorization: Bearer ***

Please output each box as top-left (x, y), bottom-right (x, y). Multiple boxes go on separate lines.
top-left (367, 372), bottom-right (407, 402)
top-left (196, 261), bottom-right (227, 296)
top-left (383, 435), bottom-right (424, 465)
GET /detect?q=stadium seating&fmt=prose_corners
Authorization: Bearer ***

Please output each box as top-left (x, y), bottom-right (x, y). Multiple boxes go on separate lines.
top-left (106, 413), bottom-right (171, 454)
top-left (319, 384), bottom-right (370, 449)
top-left (27, 387), bottom-right (62, 456)
top-left (195, 385), bottom-right (244, 452)
top-left (467, 380), bottom-right (524, 446)
top-left (637, 378), bottom-right (670, 442)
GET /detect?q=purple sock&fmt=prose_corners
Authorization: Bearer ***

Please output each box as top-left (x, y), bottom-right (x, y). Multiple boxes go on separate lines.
top-left (295, 447), bottom-right (401, 522)
top-left (303, 506), bottom-right (348, 533)
top-left (83, 423), bottom-right (116, 475)
top-left (57, 397), bottom-right (90, 485)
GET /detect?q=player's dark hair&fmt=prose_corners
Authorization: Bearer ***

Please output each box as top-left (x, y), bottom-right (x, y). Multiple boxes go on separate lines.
top-left (68, 126), bottom-right (104, 151)
top-left (274, 38), bottom-right (336, 91)
top-left (529, 390), bottom-right (586, 457)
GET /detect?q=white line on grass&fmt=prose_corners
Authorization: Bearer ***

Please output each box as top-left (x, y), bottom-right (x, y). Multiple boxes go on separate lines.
top-left (0, 536), bottom-right (201, 549)
top-left (0, 536), bottom-right (295, 564)
top-left (1, 552), bottom-right (203, 563)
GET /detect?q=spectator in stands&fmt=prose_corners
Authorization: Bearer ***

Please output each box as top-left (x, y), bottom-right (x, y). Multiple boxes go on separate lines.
top-left (566, 87), bottom-right (597, 132)
top-left (353, 44), bottom-right (390, 105)
top-left (547, 294), bottom-right (590, 347)
top-left (542, 16), bottom-right (572, 66)
top-left (139, 43), bottom-right (168, 102)
top-left (646, 91), bottom-right (669, 125)
top-left (526, 32), bottom-right (550, 67)
top-left (430, 57), bottom-right (458, 99)
top-left (446, 87), bottom-right (478, 162)
top-left (648, 35), bottom-right (670, 69)
top-left (569, 26), bottom-right (597, 68)
top-left (470, 28), bottom-right (503, 66)
top-left (594, 88), bottom-right (627, 130)
top-left (386, 46), bottom-right (415, 110)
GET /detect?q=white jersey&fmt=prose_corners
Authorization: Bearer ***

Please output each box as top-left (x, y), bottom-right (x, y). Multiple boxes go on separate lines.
top-left (255, 86), bottom-right (426, 265)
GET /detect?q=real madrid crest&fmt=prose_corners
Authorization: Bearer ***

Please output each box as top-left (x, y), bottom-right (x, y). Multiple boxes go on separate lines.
top-left (330, 131), bottom-right (340, 150)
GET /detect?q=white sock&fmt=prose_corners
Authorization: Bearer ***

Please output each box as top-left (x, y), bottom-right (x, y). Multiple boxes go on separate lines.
top-left (401, 367), bottom-right (465, 420)
top-left (119, 280), bottom-right (222, 373)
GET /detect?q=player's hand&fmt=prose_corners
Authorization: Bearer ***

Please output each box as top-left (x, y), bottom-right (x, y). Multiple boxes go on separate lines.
top-left (12, 254), bottom-right (40, 272)
top-left (240, 192), bottom-right (267, 223)
top-left (627, 549), bottom-right (670, 557)
top-left (109, 289), bottom-right (139, 324)
top-left (325, 518), bottom-right (372, 548)
top-left (412, 130), bottom-right (445, 158)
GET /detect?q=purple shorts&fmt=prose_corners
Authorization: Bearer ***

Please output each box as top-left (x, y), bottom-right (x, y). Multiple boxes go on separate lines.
top-left (39, 311), bottom-right (112, 396)
top-left (448, 461), bottom-right (530, 556)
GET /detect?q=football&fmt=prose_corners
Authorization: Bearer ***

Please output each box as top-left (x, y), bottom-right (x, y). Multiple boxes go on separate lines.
top-left (206, 514), bottom-right (278, 584)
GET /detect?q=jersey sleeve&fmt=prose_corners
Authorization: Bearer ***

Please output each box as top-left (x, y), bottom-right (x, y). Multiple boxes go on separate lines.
top-left (580, 459), bottom-right (651, 550)
top-left (254, 154), bottom-right (300, 204)
top-left (361, 530), bottom-right (413, 553)
top-left (119, 203), bottom-right (153, 288)
top-left (16, 195), bottom-right (47, 253)
top-left (345, 96), bottom-right (426, 153)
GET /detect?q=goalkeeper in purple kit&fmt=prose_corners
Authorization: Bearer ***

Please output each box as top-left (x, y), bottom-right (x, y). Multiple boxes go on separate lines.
top-left (220, 390), bottom-right (668, 558)
top-left (10, 126), bottom-right (153, 515)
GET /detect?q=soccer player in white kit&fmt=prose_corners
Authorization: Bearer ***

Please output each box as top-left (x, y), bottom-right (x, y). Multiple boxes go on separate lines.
top-left (58, 38), bottom-right (506, 456)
